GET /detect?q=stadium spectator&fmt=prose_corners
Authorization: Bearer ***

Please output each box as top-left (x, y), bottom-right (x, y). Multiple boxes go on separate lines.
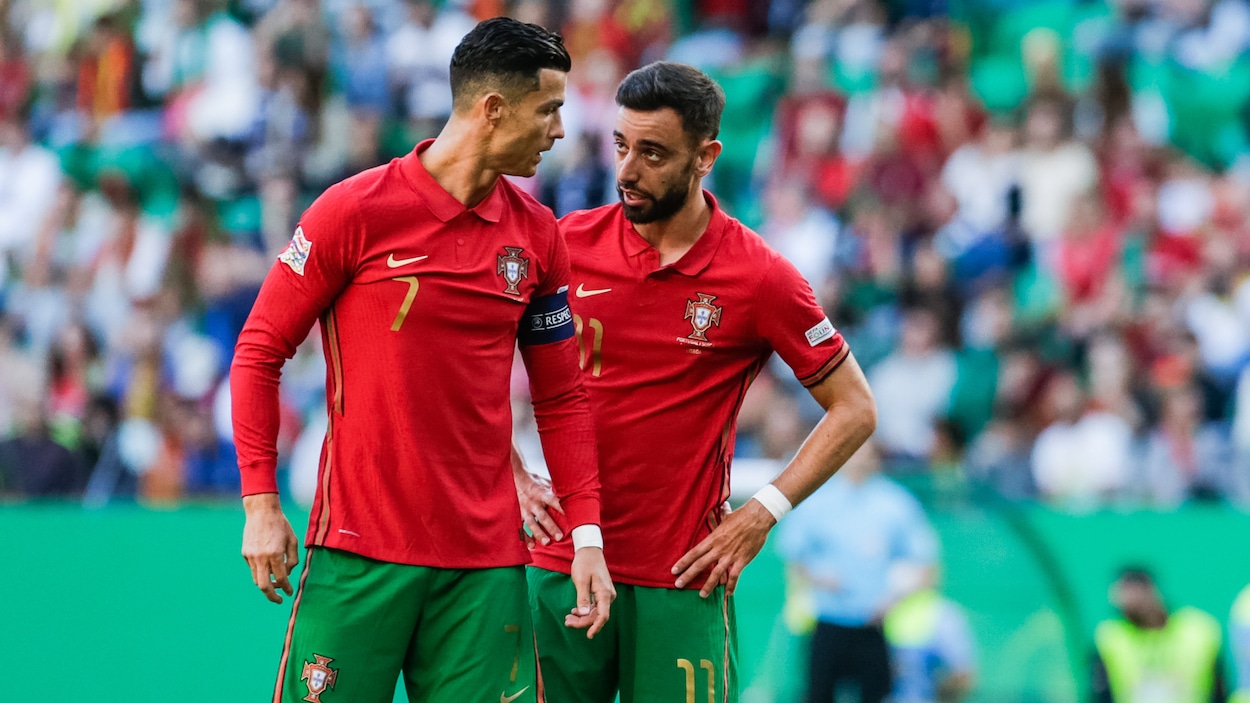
top-left (1031, 370), bottom-right (1134, 505)
top-left (1232, 584), bottom-right (1250, 703)
top-left (0, 109), bottom-right (61, 291)
top-left (1, 0), bottom-right (1250, 509)
top-left (1138, 384), bottom-right (1236, 505)
top-left (868, 307), bottom-right (957, 466)
top-left (1092, 567), bottom-right (1227, 703)
top-left (885, 585), bottom-right (977, 703)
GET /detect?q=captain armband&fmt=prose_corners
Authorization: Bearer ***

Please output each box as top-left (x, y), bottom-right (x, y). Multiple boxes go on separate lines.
top-left (518, 288), bottom-right (576, 346)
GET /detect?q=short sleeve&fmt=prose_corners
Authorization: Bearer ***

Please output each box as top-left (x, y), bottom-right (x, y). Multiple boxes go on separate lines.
top-left (754, 255), bottom-right (850, 387)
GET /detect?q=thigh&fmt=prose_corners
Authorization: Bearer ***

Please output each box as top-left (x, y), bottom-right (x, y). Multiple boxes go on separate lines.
top-left (273, 548), bottom-right (420, 703)
top-left (851, 626), bottom-right (892, 703)
top-left (405, 566), bottom-right (536, 703)
top-left (805, 622), bottom-right (840, 703)
top-left (527, 567), bottom-right (621, 703)
top-left (625, 585), bottom-right (738, 703)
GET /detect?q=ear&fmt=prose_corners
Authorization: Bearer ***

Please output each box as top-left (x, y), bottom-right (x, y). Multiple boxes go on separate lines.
top-left (482, 92), bottom-right (507, 127)
top-left (695, 140), bottom-right (723, 178)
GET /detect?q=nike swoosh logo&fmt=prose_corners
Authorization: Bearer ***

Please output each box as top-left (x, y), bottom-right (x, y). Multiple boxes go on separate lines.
top-left (387, 254), bottom-right (429, 268)
top-left (575, 284), bottom-right (612, 298)
top-left (500, 686), bottom-right (530, 703)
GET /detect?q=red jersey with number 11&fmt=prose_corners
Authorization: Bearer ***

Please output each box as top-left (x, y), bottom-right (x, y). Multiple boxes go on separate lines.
top-left (531, 193), bottom-right (849, 588)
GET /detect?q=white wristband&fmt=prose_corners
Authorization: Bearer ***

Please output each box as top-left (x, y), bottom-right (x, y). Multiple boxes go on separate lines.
top-left (571, 524), bottom-right (604, 550)
top-left (751, 484), bottom-right (793, 522)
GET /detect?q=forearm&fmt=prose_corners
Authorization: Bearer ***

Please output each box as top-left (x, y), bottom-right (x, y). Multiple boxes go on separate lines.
top-left (231, 337), bottom-right (285, 496)
top-left (510, 437), bottom-right (528, 479)
top-left (772, 393), bottom-right (876, 507)
top-left (521, 338), bottom-right (601, 529)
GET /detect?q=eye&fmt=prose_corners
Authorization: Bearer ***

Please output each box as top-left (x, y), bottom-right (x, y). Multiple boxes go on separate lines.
top-left (614, 141), bottom-right (627, 153)
top-left (645, 151), bottom-right (661, 162)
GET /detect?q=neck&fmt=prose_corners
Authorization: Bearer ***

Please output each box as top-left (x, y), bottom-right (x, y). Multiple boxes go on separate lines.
top-left (419, 118), bottom-right (501, 208)
top-left (633, 188), bottom-right (711, 266)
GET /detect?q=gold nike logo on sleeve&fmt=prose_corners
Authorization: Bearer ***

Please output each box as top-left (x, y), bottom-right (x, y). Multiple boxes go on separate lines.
top-left (575, 284), bottom-right (612, 297)
top-left (500, 686), bottom-right (530, 703)
top-left (387, 254), bottom-right (429, 268)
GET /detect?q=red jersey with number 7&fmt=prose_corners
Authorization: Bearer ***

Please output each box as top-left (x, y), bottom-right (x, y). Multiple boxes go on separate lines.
top-left (530, 192), bottom-right (849, 588)
top-left (231, 140), bottom-right (600, 569)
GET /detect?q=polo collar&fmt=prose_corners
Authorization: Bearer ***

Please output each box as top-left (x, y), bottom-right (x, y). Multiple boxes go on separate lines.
top-left (400, 139), bottom-right (504, 223)
top-left (622, 190), bottom-right (727, 276)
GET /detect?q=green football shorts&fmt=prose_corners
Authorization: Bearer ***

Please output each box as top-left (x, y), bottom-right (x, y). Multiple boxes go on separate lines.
top-left (272, 547), bottom-right (536, 703)
top-left (528, 566), bottom-right (739, 703)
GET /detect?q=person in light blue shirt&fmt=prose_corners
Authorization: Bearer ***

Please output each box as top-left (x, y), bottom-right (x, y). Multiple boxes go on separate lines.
top-left (778, 441), bottom-right (939, 703)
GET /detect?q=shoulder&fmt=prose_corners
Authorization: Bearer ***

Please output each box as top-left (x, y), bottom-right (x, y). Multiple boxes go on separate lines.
top-left (497, 179), bottom-right (559, 238)
top-left (1174, 607), bottom-right (1221, 633)
top-left (502, 179), bottom-right (557, 219)
top-left (558, 204), bottom-right (621, 243)
top-left (708, 216), bottom-right (791, 286)
top-left (336, 161), bottom-right (397, 200)
top-left (307, 162), bottom-right (397, 220)
top-left (873, 477), bottom-right (925, 514)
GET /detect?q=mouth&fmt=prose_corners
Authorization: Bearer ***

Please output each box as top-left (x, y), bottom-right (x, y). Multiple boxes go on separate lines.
top-left (620, 189), bottom-right (650, 208)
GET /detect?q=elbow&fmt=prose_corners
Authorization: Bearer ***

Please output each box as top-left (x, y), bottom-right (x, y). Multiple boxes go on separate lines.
top-left (856, 388), bottom-right (878, 440)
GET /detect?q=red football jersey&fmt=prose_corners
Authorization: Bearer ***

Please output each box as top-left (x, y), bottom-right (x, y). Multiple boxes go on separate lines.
top-left (531, 193), bottom-right (849, 587)
top-left (232, 140), bottom-right (600, 568)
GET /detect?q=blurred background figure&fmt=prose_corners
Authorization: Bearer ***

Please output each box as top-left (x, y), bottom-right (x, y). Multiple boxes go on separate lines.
top-left (1233, 583), bottom-right (1250, 703)
top-left (1092, 567), bottom-right (1226, 703)
top-left (885, 583), bottom-right (977, 703)
top-left (779, 442), bottom-right (939, 703)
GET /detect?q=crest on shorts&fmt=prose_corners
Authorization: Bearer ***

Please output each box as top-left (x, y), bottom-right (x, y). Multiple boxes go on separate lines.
top-left (301, 654), bottom-right (338, 702)
top-left (497, 247), bottom-right (529, 295)
top-left (684, 293), bottom-right (723, 342)
top-left (279, 226), bottom-right (312, 276)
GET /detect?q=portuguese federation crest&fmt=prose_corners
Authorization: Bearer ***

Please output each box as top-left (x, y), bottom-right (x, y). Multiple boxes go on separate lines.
top-left (301, 654), bottom-right (339, 702)
top-left (684, 293), bottom-right (723, 342)
top-left (497, 246), bottom-right (529, 295)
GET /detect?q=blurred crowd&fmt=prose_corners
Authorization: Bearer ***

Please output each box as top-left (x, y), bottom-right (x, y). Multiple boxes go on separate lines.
top-left (3, 0), bottom-right (1250, 509)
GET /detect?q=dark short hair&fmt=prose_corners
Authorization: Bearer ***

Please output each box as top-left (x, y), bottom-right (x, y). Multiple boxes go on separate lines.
top-left (1117, 567), bottom-right (1155, 587)
top-left (615, 61), bottom-right (725, 142)
top-left (449, 17), bottom-right (571, 110)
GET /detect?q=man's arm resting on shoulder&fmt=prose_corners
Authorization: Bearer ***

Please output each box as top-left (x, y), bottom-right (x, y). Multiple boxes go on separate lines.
top-left (672, 351), bottom-right (877, 597)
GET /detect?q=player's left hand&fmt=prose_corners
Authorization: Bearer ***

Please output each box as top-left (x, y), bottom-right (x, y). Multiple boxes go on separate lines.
top-left (672, 499), bottom-right (775, 598)
top-left (566, 547), bottom-right (616, 639)
top-left (514, 471), bottom-right (565, 549)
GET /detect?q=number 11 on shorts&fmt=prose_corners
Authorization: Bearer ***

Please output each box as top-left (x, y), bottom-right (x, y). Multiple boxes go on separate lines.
top-left (677, 658), bottom-right (716, 703)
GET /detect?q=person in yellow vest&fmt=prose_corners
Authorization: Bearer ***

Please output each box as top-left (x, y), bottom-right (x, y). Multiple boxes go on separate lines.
top-left (1231, 584), bottom-right (1250, 703)
top-left (885, 588), bottom-right (976, 703)
top-left (1092, 568), bottom-right (1227, 703)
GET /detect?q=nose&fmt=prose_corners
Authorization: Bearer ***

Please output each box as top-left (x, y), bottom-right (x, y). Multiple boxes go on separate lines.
top-left (550, 113), bottom-right (565, 141)
top-left (617, 151), bottom-right (638, 184)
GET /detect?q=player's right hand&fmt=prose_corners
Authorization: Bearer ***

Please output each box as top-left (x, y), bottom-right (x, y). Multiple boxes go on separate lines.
top-left (241, 493), bottom-right (300, 604)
